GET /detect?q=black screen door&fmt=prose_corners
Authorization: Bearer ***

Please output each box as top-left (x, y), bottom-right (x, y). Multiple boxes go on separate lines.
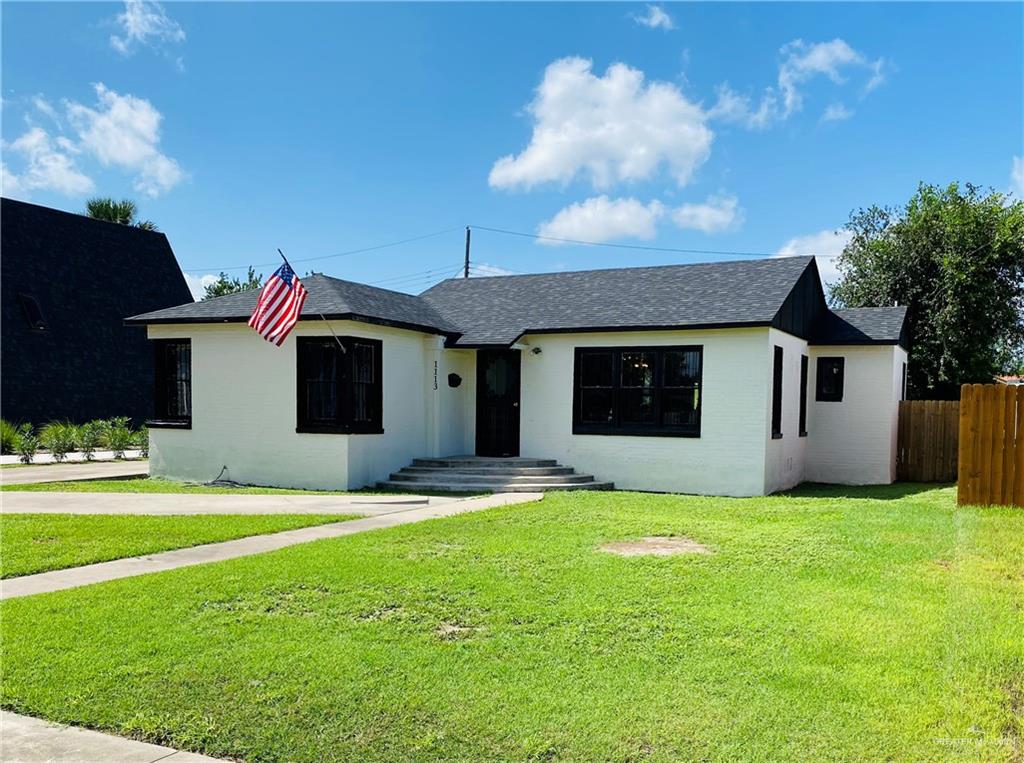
top-left (476, 350), bottom-right (521, 457)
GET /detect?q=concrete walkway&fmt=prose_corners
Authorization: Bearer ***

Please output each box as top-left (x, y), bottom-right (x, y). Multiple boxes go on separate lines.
top-left (0, 490), bottom-right (465, 515)
top-left (1, 710), bottom-right (223, 762)
top-left (1, 460), bottom-right (148, 485)
top-left (0, 493), bottom-right (541, 600)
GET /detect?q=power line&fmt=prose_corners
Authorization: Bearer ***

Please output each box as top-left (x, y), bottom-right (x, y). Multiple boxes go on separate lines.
top-left (183, 227), bottom-right (461, 272)
top-left (369, 262), bottom-right (465, 286)
top-left (468, 224), bottom-right (842, 259)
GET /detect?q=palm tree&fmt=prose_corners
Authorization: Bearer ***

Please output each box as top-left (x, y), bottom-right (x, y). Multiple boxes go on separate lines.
top-left (84, 198), bottom-right (158, 231)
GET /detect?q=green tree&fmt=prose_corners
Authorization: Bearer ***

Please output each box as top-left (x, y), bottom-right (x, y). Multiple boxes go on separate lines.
top-left (831, 182), bottom-right (1024, 399)
top-left (202, 266), bottom-right (264, 300)
top-left (84, 198), bottom-right (158, 231)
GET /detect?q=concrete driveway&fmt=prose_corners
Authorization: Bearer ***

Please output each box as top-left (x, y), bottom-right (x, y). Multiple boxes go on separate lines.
top-left (1, 460), bottom-right (148, 485)
top-left (0, 491), bottom-right (464, 515)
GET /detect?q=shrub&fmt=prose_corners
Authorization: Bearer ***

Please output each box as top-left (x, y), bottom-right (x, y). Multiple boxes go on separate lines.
top-left (85, 419), bottom-right (112, 450)
top-left (39, 421), bottom-right (77, 463)
top-left (16, 424), bottom-right (38, 464)
top-left (77, 421), bottom-right (105, 461)
top-left (106, 417), bottom-right (133, 459)
top-left (1, 419), bottom-right (19, 455)
top-left (135, 426), bottom-right (150, 458)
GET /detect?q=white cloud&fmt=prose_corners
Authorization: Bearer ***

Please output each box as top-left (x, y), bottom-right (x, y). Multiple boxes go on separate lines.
top-left (110, 0), bottom-right (185, 56)
top-left (774, 228), bottom-right (853, 286)
top-left (1, 127), bottom-right (95, 197)
top-left (670, 194), bottom-right (742, 233)
top-left (633, 5), bottom-right (675, 30)
top-left (470, 262), bottom-right (517, 277)
top-left (537, 195), bottom-right (666, 244)
top-left (489, 57), bottom-right (712, 191)
top-left (708, 39), bottom-right (884, 129)
top-left (66, 83), bottom-right (185, 197)
top-left (183, 272), bottom-right (218, 301)
top-left (1011, 156), bottom-right (1024, 197)
top-left (821, 102), bottom-right (854, 123)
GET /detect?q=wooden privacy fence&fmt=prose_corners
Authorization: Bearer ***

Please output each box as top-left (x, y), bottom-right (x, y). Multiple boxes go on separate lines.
top-left (896, 400), bottom-right (959, 482)
top-left (958, 384), bottom-right (1024, 507)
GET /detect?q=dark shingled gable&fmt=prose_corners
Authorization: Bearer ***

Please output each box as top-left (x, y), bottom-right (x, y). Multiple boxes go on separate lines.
top-left (127, 273), bottom-right (460, 336)
top-left (1, 197), bottom-right (194, 425)
top-left (420, 257), bottom-right (817, 346)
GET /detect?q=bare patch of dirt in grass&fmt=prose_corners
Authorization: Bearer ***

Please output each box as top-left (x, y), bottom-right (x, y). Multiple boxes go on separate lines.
top-left (600, 537), bottom-right (712, 557)
top-left (435, 621), bottom-right (475, 640)
top-left (358, 604), bottom-right (404, 621)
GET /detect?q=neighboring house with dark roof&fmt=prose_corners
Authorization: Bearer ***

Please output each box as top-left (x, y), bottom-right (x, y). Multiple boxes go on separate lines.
top-left (127, 256), bottom-right (909, 496)
top-left (1, 197), bottom-right (193, 426)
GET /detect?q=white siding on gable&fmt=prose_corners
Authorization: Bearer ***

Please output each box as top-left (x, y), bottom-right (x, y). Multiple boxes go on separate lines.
top-left (805, 344), bottom-right (906, 485)
top-left (517, 327), bottom-right (771, 496)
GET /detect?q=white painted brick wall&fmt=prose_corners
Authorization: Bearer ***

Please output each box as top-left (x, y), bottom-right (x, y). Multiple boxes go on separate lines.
top-left (517, 328), bottom-right (771, 496)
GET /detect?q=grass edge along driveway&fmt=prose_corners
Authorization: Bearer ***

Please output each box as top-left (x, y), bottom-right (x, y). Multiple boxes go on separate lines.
top-left (1, 513), bottom-right (359, 578)
top-left (2, 484), bottom-right (1022, 762)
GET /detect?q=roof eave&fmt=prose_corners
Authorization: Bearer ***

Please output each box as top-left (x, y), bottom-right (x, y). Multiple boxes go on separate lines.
top-left (125, 312), bottom-right (461, 339)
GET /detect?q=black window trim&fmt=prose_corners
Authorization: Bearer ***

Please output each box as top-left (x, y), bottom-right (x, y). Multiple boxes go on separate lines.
top-left (572, 345), bottom-right (703, 438)
top-left (149, 338), bottom-right (192, 429)
top-left (798, 354), bottom-right (809, 437)
top-left (296, 335), bottom-right (384, 435)
top-left (771, 345), bottom-right (784, 439)
top-left (816, 356), bottom-right (845, 403)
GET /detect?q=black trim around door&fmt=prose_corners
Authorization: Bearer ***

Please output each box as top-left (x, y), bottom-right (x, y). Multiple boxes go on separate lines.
top-left (475, 349), bottom-right (521, 457)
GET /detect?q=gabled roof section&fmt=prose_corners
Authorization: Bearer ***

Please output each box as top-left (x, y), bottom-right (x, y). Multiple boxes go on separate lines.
top-left (126, 273), bottom-right (460, 336)
top-left (812, 306), bottom-right (909, 348)
top-left (420, 256), bottom-right (816, 346)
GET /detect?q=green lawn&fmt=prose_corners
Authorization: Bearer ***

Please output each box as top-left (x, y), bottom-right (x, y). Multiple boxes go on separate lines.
top-left (0, 514), bottom-right (357, 578)
top-left (2, 485), bottom-right (1021, 762)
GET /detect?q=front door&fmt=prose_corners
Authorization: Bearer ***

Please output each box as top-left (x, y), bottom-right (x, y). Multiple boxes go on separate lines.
top-left (476, 350), bottom-right (520, 457)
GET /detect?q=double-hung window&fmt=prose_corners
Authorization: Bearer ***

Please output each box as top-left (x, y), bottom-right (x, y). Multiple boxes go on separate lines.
top-left (296, 336), bottom-right (383, 433)
top-left (152, 339), bottom-right (192, 427)
top-left (573, 346), bottom-right (702, 437)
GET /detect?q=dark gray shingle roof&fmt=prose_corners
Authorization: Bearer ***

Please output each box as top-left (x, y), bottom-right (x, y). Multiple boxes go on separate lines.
top-left (420, 257), bottom-right (816, 346)
top-left (126, 256), bottom-right (908, 348)
top-left (126, 273), bottom-right (460, 335)
top-left (813, 306), bottom-right (908, 345)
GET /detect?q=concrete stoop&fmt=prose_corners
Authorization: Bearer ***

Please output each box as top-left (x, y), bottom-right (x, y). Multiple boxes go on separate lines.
top-left (379, 456), bottom-right (613, 493)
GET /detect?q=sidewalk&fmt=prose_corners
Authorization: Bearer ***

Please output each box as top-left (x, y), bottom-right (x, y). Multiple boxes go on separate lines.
top-left (1, 710), bottom-right (224, 763)
top-left (0, 492), bottom-right (541, 600)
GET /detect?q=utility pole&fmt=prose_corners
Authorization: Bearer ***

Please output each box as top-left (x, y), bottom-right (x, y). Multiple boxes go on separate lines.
top-left (463, 226), bottom-right (471, 278)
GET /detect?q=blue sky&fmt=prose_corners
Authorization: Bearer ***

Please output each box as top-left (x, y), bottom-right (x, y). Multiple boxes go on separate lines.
top-left (3, 2), bottom-right (1022, 299)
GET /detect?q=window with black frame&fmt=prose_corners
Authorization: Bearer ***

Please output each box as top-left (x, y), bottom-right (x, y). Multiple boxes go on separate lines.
top-left (573, 346), bottom-right (702, 436)
top-left (152, 339), bottom-right (192, 427)
top-left (296, 336), bottom-right (382, 433)
top-left (816, 356), bottom-right (845, 402)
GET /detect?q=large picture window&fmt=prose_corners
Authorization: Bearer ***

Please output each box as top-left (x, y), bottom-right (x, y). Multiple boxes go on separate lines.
top-left (297, 336), bottom-right (383, 433)
top-left (573, 346), bottom-right (702, 437)
top-left (152, 339), bottom-right (191, 427)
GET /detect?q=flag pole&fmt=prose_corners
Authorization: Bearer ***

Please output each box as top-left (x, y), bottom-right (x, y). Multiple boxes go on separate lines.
top-left (277, 248), bottom-right (345, 353)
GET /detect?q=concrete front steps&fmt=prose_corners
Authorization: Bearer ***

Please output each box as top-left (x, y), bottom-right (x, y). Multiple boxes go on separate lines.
top-left (379, 456), bottom-right (613, 493)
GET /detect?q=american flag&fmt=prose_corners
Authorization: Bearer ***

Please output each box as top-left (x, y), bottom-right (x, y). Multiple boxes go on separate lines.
top-left (248, 261), bottom-right (308, 346)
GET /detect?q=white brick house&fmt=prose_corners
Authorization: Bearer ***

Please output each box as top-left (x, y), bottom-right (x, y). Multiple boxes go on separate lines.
top-left (127, 257), bottom-right (908, 496)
